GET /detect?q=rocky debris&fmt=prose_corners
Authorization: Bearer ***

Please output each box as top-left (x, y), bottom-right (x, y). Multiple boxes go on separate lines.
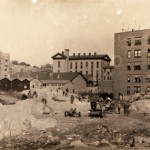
top-left (70, 140), bottom-right (88, 147)
top-left (0, 130), bottom-right (60, 150)
top-left (0, 99), bottom-right (57, 140)
top-left (130, 100), bottom-right (150, 113)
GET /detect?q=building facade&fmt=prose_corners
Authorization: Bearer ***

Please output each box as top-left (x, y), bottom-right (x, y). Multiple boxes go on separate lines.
top-left (114, 29), bottom-right (150, 96)
top-left (99, 66), bottom-right (114, 93)
top-left (42, 72), bottom-right (87, 92)
top-left (10, 63), bottom-right (40, 75)
top-left (52, 49), bottom-right (111, 85)
top-left (0, 51), bottom-right (10, 78)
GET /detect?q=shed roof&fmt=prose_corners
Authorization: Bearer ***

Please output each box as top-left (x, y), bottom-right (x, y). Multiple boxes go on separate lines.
top-left (52, 72), bottom-right (87, 82)
top-left (42, 80), bottom-right (70, 84)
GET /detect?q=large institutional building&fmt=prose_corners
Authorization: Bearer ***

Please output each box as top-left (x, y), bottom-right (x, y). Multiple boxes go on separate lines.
top-left (0, 51), bottom-right (10, 78)
top-left (114, 29), bottom-right (150, 96)
top-left (52, 49), bottom-right (112, 86)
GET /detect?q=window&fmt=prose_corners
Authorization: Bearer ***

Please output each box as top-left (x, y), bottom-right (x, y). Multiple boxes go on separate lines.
top-left (58, 70), bottom-right (60, 73)
top-left (104, 69), bottom-right (106, 73)
top-left (134, 49), bottom-right (141, 58)
top-left (96, 70), bottom-right (99, 77)
top-left (147, 49), bottom-right (150, 57)
top-left (104, 76), bottom-right (106, 80)
top-left (147, 75), bottom-right (150, 82)
top-left (110, 76), bottom-right (112, 80)
top-left (91, 70), bottom-right (93, 77)
top-left (134, 37), bottom-right (141, 46)
top-left (148, 36), bottom-right (150, 44)
top-left (86, 71), bottom-right (88, 74)
top-left (75, 62), bottom-right (77, 69)
top-left (107, 76), bottom-right (109, 80)
top-left (147, 62), bottom-right (150, 70)
top-left (80, 62), bottom-right (83, 69)
top-left (127, 63), bottom-right (131, 71)
top-left (134, 86), bottom-right (141, 93)
top-left (127, 50), bottom-right (131, 58)
top-left (147, 86), bottom-right (150, 92)
top-left (127, 38), bottom-right (131, 46)
top-left (96, 62), bottom-right (99, 68)
top-left (91, 62), bottom-right (93, 68)
top-left (134, 62), bottom-right (141, 70)
top-left (127, 76), bottom-right (130, 82)
top-left (107, 71), bottom-right (109, 75)
top-left (134, 75), bottom-right (141, 83)
top-left (86, 62), bottom-right (88, 68)
top-left (70, 62), bottom-right (72, 69)
top-left (127, 86), bottom-right (130, 95)
top-left (58, 62), bottom-right (60, 68)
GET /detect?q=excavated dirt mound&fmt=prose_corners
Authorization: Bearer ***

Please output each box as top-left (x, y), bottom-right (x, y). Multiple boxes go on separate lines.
top-left (0, 99), bottom-right (57, 140)
top-left (130, 100), bottom-right (150, 113)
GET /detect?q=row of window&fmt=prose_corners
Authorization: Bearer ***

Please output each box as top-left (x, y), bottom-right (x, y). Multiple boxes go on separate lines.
top-left (127, 49), bottom-right (150, 58)
top-left (70, 61), bottom-right (99, 69)
top-left (127, 36), bottom-right (150, 46)
top-left (103, 76), bottom-right (112, 80)
top-left (127, 76), bottom-right (150, 83)
top-left (70, 70), bottom-right (99, 76)
top-left (50, 83), bottom-right (65, 86)
top-left (127, 86), bottom-right (150, 95)
top-left (103, 69), bottom-right (113, 73)
top-left (127, 62), bottom-right (150, 71)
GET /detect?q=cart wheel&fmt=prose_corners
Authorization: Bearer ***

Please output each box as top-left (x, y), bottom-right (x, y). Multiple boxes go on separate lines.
top-left (64, 111), bottom-right (67, 117)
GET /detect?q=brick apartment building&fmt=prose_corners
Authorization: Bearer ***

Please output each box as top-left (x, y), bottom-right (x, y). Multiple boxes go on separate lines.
top-left (0, 51), bottom-right (10, 78)
top-left (52, 49), bottom-right (112, 86)
top-left (114, 29), bottom-right (150, 96)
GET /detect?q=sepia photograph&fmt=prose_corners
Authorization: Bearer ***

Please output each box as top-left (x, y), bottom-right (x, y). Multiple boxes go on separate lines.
top-left (0, 0), bottom-right (149, 149)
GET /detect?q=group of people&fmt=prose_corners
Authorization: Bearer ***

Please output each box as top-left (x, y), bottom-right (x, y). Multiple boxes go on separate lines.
top-left (89, 94), bottom-right (130, 116)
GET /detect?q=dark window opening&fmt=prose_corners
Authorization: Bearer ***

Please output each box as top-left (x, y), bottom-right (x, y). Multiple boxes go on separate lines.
top-left (134, 37), bottom-right (141, 46)
top-left (127, 63), bottom-right (131, 71)
top-left (127, 86), bottom-right (130, 95)
top-left (127, 38), bottom-right (131, 46)
top-left (134, 63), bottom-right (141, 70)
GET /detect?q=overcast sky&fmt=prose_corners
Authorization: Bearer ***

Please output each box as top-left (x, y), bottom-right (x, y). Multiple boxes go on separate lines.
top-left (0, 0), bottom-right (150, 66)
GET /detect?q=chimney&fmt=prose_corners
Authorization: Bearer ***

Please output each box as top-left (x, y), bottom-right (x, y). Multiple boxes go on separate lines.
top-left (62, 51), bottom-right (64, 55)
top-left (64, 49), bottom-right (69, 58)
top-left (78, 53), bottom-right (80, 56)
top-left (83, 53), bottom-right (86, 56)
top-left (89, 53), bottom-right (91, 55)
top-left (94, 52), bottom-right (96, 55)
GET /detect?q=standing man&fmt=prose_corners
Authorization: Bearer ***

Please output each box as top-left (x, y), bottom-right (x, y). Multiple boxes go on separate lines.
top-left (70, 95), bottom-right (74, 104)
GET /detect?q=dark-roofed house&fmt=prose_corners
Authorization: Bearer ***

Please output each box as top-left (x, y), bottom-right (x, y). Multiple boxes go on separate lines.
top-left (52, 49), bottom-right (112, 86)
top-left (42, 72), bottom-right (87, 92)
top-left (11, 78), bottom-right (23, 91)
top-left (18, 78), bottom-right (43, 90)
top-left (0, 78), bottom-right (11, 91)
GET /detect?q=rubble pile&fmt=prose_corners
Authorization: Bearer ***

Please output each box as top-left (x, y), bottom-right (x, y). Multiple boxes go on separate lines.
top-left (0, 99), bottom-right (57, 140)
top-left (130, 100), bottom-right (150, 113)
top-left (0, 130), bottom-right (60, 150)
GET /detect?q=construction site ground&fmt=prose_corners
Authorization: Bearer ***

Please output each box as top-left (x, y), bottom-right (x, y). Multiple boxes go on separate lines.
top-left (0, 88), bottom-right (149, 150)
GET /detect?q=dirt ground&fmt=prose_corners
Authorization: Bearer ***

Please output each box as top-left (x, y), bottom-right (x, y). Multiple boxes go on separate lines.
top-left (0, 89), bottom-right (149, 150)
